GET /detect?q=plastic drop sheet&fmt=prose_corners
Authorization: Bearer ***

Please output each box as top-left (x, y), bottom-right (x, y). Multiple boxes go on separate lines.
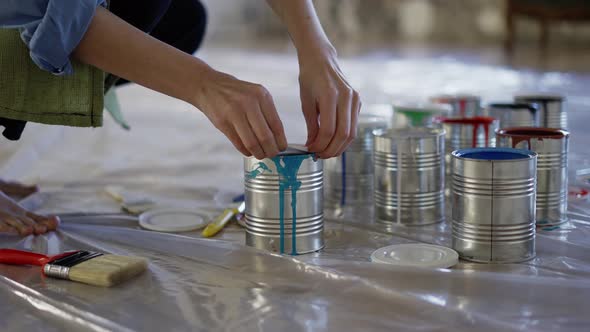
top-left (1, 48), bottom-right (590, 331)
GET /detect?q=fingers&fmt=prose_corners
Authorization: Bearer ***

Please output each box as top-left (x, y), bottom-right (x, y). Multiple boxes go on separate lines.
top-left (322, 87), bottom-right (353, 158)
top-left (2, 216), bottom-right (33, 236)
top-left (308, 89), bottom-right (337, 155)
top-left (19, 215), bottom-right (46, 235)
top-left (246, 104), bottom-right (280, 157)
top-left (26, 212), bottom-right (60, 232)
top-left (347, 91), bottom-right (361, 149)
top-left (234, 117), bottom-right (265, 160)
top-left (301, 90), bottom-right (319, 147)
top-left (258, 88), bottom-right (288, 151)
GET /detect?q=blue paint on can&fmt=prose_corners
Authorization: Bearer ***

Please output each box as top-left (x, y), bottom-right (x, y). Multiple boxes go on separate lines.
top-left (271, 153), bottom-right (312, 255)
top-left (453, 147), bottom-right (535, 160)
top-left (340, 152), bottom-right (346, 206)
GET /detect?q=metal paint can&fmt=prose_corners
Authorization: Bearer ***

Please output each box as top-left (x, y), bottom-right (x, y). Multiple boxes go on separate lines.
top-left (436, 116), bottom-right (500, 196)
top-left (392, 103), bottom-right (450, 129)
top-left (497, 127), bottom-right (569, 226)
top-left (451, 147), bottom-right (537, 263)
top-left (487, 102), bottom-right (539, 128)
top-left (430, 94), bottom-right (483, 117)
top-left (374, 127), bottom-right (445, 225)
top-left (324, 115), bottom-right (389, 207)
top-left (244, 147), bottom-right (324, 255)
top-left (515, 94), bottom-right (567, 129)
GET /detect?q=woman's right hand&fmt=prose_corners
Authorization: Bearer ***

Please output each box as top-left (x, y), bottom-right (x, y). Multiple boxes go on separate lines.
top-left (192, 69), bottom-right (288, 159)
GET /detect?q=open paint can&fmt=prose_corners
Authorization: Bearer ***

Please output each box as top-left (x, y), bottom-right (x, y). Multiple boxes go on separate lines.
top-left (487, 102), bottom-right (539, 128)
top-left (451, 147), bottom-right (537, 263)
top-left (244, 147), bottom-right (324, 255)
top-left (436, 116), bottom-right (499, 196)
top-left (430, 94), bottom-right (483, 118)
top-left (392, 103), bottom-right (450, 129)
top-left (515, 94), bottom-right (567, 129)
top-left (374, 127), bottom-right (445, 225)
top-left (324, 115), bottom-right (388, 207)
top-left (497, 127), bottom-right (569, 226)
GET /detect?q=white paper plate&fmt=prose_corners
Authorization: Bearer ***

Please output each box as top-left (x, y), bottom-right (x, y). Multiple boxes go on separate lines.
top-left (139, 209), bottom-right (209, 232)
top-left (371, 243), bottom-right (459, 269)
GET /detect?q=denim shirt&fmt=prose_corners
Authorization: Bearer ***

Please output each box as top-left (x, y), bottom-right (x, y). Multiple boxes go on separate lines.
top-left (0, 0), bottom-right (106, 75)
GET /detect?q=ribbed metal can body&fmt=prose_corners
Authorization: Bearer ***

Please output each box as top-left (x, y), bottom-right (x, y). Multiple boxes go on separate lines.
top-left (244, 150), bottom-right (324, 254)
top-left (324, 116), bottom-right (388, 207)
top-left (451, 148), bottom-right (537, 263)
top-left (497, 128), bottom-right (569, 226)
top-left (430, 94), bottom-right (483, 117)
top-left (374, 127), bottom-right (445, 225)
top-left (487, 103), bottom-right (539, 128)
top-left (515, 95), bottom-right (567, 129)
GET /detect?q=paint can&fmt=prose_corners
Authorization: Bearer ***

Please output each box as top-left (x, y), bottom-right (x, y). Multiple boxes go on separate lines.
top-left (392, 103), bottom-right (450, 129)
top-left (324, 115), bottom-right (389, 207)
top-left (430, 94), bottom-right (483, 118)
top-left (436, 116), bottom-right (500, 196)
top-left (497, 128), bottom-right (569, 226)
top-left (451, 147), bottom-right (537, 263)
top-left (514, 94), bottom-right (567, 129)
top-left (486, 102), bottom-right (539, 128)
top-left (244, 147), bottom-right (324, 255)
top-left (374, 127), bottom-right (445, 225)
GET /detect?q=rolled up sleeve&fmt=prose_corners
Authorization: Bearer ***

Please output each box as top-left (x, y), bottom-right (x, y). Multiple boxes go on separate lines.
top-left (1, 0), bottom-right (106, 75)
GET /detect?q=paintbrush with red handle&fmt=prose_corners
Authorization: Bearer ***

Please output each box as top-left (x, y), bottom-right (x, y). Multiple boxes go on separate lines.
top-left (0, 248), bottom-right (147, 287)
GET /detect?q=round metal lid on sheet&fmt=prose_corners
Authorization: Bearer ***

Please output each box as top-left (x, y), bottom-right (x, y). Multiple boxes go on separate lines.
top-left (139, 209), bottom-right (209, 232)
top-left (371, 243), bottom-right (459, 269)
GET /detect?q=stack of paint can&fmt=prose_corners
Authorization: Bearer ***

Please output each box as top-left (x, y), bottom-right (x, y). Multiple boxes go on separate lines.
top-left (497, 128), bottom-right (570, 227)
top-left (244, 147), bottom-right (324, 255)
top-left (451, 148), bottom-right (537, 263)
top-left (324, 115), bottom-right (389, 208)
top-left (515, 94), bottom-right (567, 129)
top-left (373, 127), bottom-right (446, 226)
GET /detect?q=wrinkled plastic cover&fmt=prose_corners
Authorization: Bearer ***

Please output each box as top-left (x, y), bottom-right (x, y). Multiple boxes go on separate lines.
top-left (1, 49), bottom-right (590, 331)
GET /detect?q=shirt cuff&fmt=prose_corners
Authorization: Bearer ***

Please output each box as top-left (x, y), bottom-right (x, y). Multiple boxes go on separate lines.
top-left (24, 0), bottom-right (106, 76)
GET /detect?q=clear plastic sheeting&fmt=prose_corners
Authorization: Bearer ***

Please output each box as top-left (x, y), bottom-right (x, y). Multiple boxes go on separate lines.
top-left (1, 48), bottom-right (590, 331)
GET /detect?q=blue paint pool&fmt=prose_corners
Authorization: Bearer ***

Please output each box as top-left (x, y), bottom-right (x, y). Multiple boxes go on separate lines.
top-left (453, 147), bottom-right (535, 160)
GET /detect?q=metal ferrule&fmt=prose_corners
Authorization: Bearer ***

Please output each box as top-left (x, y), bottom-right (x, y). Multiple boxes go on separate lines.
top-left (44, 264), bottom-right (71, 280)
top-left (374, 127), bottom-right (445, 225)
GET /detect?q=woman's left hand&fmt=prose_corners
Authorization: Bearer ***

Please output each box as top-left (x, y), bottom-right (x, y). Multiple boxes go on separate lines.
top-left (298, 48), bottom-right (361, 159)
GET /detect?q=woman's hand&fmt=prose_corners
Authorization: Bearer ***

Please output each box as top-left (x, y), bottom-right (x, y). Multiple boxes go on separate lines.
top-left (299, 48), bottom-right (361, 159)
top-left (192, 69), bottom-right (288, 159)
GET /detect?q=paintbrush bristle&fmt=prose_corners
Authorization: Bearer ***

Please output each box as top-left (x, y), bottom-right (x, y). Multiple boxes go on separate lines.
top-left (67, 254), bottom-right (147, 287)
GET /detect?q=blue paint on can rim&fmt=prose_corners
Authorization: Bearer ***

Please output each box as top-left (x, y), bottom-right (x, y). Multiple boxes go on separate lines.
top-left (453, 147), bottom-right (535, 160)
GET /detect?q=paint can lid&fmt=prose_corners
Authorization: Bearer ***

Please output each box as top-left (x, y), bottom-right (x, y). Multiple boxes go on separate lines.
top-left (139, 208), bottom-right (208, 232)
top-left (371, 243), bottom-right (459, 269)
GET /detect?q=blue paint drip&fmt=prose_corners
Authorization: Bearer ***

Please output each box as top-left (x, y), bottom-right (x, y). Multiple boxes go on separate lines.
top-left (271, 154), bottom-right (310, 255)
top-left (340, 152), bottom-right (346, 206)
top-left (245, 162), bottom-right (272, 180)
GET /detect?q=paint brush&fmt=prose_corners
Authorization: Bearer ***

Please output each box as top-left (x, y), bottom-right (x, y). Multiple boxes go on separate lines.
top-left (0, 249), bottom-right (147, 287)
top-left (202, 201), bottom-right (245, 237)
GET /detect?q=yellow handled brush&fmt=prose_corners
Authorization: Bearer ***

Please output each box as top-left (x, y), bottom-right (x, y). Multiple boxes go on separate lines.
top-left (0, 249), bottom-right (147, 287)
top-left (202, 201), bottom-right (245, 237)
